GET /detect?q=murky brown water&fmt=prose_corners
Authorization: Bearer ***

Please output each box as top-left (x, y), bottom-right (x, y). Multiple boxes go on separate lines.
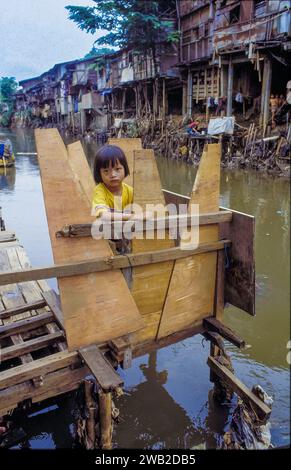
top-left (0, 128), bottom-right (289, 449)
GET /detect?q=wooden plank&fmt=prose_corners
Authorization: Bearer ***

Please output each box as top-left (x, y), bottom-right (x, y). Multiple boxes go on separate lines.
top-left (35, 129), bottom-right (143, 351)
top-left (203, 316), bottom-right (246, 349)
top-left (202, 331), bottom-right (226, 351)
top-left (0, 332), bottom-right (64, 361)
top-left (130, 148), bottom-right (176, 345)
top-left (55, 211), bottom-right (233, 238)
top-left (108, 138), bottom-right (142, 186)
top-left (14, 245), bottom-right (67, 352)
top-left (0, 240), bottom-right (231, 285)
top-left (219, 207), bottom-right (255, 316)
top-left (42, 290), bottom-right (65, 330)
top-left (0, 364), bottom-right (89, 416)
top-left (162, 190), bottom-right (256, 317)
top-left (79, 345), bottom-right (123, 392)
top-left (0, 350), bottom-right (78, 389)
top-left (0, 300), bottom-right (47, 320)
top-left (207, 356), bottom-right (271, 423)
top-left (0, 312), bottom-right (53, 339)
top-left (0, 247), bottom-right (41, 384)
top-left (157, 144), bottom-right (221, 339)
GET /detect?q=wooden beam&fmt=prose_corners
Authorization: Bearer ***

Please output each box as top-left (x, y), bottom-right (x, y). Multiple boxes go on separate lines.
top-left (56, 211), bottom-right (233, 238)
top-left (79, 345), bottom-right (123, 392)
top-left (202, 331), bottom-right (226, 351)
top-left (207, 357), bottom-right (271, 423)
top-left (0, 240), bottom-right (231, 286)
top-left (0, 364), bottom-right (89, 416)
top-left (0, 351), bottom-right (78, 390)
top-left (203, 316), bottom-right (246, 349)
top-left (0, 300), bottom-right (47, 321)
top-left (42, 290), bottom-right (65, 330)
top-left (0, 332), bottom-right (64, 362)
top-left (0, 312), bottom-right (54, 339)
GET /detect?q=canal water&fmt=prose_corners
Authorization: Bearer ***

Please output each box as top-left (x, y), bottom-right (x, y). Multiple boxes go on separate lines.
top-left (0, 128), bottom-right (289, 449)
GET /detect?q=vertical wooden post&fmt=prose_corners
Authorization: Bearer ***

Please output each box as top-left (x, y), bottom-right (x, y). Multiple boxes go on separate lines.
top-left (187, 68), bottom-right (193, 117)
top-left (227, 58), bottom-right (233, 116)
top-left (98, 389), bottom-right (112, 450)
top-left (261, 57), bottom-right (272, 136)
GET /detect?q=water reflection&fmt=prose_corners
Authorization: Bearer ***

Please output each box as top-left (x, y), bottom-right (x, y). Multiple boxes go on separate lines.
top-left (0, 167), bottom-right (16, 192)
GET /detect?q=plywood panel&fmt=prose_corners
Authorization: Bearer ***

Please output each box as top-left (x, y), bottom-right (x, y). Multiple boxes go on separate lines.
top-left (35, 129), bottom-right (143, 351)
top-left (131, 149), bottom-right (175, 345)
top-left (67, 141), bottom-right (95, 203)
top-left (108, 138), bottom-right (142, 187)
top-left (162, 190), bottom-right (256, 317)
top-left (157, 144), bottom-right (221, 339)
top-left (219, 207), bottom-right (255, 316)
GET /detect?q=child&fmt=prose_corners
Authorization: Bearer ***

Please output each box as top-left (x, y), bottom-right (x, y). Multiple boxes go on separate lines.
top-left (92, 144), bottom-right (133, 221)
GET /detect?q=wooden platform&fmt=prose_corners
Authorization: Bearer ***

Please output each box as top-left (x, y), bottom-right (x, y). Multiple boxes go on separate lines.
top-left (0, 233), bottom-right (92, 416)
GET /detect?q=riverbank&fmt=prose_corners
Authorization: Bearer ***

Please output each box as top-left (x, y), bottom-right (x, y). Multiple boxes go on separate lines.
top-left (8, 113), bottom-right (291, 177)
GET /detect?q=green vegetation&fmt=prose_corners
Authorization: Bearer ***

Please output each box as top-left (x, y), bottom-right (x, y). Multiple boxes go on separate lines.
top-left (0, 77), bottom-right (18, 127)
top-left (66, 0), bottom-right (179, 72)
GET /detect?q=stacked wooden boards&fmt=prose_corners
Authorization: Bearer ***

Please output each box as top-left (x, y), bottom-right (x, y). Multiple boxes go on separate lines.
top-left (35, 129), bottom-right (144, 351)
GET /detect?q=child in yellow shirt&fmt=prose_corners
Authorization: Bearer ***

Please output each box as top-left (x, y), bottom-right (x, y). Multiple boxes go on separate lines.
top-left (92, 144), bottom-right (133, 220)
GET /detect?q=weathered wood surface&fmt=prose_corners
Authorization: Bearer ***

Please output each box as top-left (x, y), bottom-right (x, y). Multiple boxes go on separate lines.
top-left (108, 137), bottom-right (142, 187)
top-left (0, 300), bottom-right (47, 320)
top-left (0, 363), bottom-right (89, 417)
top-left (0, 240), bottom-right (231, 285)
top-left (0, 350), bottom-right (78, 389)
top-left (162, 189), bottom-right (256, 317)
top-left (55, 211), bottom-right (232, 238)
top-left (42, 290), bottom-right (65, 330)
top-left (79, 344), bottom-right (123, 392)
top-left (203, 316), bottom-right (246, 349)
top-left (207, 356), bottom-right (271, 423)
top-left (0, 332), bottom-right (64, 362)
top-left (157, 144), bottom-right (221, 339)
top-left (131, 148), bottom-right (175, 345)
top-left (35, 129), bottom-right (143, 350)
top-left (219, 207), bottom-right (255, 316)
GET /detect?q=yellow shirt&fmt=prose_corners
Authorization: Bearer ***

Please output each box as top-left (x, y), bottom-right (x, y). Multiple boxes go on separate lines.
top-left (92, 182), bottom-right (133, 217)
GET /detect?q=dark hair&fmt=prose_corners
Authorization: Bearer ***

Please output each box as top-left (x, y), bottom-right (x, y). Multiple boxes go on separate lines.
top-left (93, 145), bottom-right (130, 183)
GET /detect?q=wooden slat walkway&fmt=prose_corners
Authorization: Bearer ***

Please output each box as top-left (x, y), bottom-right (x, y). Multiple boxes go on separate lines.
top-left (0, 232), bottom-right (88, 417)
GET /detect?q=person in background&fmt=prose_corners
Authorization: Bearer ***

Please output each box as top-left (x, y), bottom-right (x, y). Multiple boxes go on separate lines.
top-left (234, 89), bottom-right (244, 113)
top-left (187, 118), bottom-right (200, 136)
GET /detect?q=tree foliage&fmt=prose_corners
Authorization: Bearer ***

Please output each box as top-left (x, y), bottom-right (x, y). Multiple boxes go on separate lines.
top-left (84, 46), bottom-right (115, 59)
top-left (66, 1), bottom-right (178, 55)
top-left (0, 77), bottom-right (18, 103)
top-left (0, 77), bottom-right (18, 126)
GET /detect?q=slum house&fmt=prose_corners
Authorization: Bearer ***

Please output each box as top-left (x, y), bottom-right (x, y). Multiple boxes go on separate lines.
top-left (18, 57), bottom-right (104, 132)
top-left (178, 0), bottom-right (291, 129)
top-left (95, 18), bottom-right (181, 130)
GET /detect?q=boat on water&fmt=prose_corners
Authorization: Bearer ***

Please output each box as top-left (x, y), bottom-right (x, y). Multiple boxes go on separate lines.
top-left (0, 137), bottom-right (15, 167)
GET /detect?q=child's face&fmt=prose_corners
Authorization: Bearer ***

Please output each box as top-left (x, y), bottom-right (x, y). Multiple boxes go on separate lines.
top-left (100, 159), bottom-right (125, 190)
